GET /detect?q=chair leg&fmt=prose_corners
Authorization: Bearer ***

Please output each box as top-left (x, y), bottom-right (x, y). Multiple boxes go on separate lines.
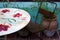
top-left (36, 32), bottom-right (41, 37)
top-left (56, 30), bottom-right (60, 40)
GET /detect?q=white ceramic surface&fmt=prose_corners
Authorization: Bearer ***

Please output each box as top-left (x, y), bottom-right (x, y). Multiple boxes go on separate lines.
top-left (0, 8), bottom-right (31, 36)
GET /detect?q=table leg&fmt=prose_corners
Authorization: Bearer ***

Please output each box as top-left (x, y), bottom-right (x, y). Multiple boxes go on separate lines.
top-left (0, 36), bottom-right (7, 40)
top-left (4, 36), bottom-right (7, 40)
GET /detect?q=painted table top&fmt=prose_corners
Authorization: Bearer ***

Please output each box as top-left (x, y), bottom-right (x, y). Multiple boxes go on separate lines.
top-left (0, 8), bottom-right (31, 36)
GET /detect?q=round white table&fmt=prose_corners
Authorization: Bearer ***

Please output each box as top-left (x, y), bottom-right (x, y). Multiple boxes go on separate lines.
top-left (0, 8), bottom-right (31, 40)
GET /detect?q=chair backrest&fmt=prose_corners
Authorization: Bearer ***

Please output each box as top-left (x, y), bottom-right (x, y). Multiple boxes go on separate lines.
top-left (36, 2), bottom-right (57, 20)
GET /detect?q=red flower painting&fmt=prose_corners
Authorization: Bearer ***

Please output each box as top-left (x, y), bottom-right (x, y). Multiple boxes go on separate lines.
top-left (0, 24), bottom-right (9, 31)
top-left (22, 17), bottom-right (26, 20)
top-left (1, 9), bottom-right (10, 13)
top-left (13, 13), bottom-right (22, 18)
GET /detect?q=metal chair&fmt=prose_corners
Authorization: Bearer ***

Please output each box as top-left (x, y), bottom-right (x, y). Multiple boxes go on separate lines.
top-left (38, 2), bottom-right (60, 40)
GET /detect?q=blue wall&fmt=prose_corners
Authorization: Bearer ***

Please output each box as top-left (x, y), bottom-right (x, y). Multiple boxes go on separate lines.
top-left (0, 2), bottom-right (60, 30)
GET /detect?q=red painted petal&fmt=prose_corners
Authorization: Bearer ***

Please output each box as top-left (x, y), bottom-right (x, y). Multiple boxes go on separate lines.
top-left (13, 13), bottom-right (22, 18)
top-left (0, 24), bottom-right (10, 31)
top-left (1, 9), bottom-right (10, 13)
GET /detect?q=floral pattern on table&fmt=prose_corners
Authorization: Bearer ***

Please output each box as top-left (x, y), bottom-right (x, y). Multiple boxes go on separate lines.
top-left (0, 8), bottom-right (28, 32)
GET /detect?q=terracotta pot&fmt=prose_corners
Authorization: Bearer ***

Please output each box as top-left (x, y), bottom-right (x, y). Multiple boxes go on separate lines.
top-left (42, 16), bottom-right (57, 30)
top-left (49, 18), bottom-right (57, 30)
top-left (42, 19), bottom-right (50, 29)
top-left (42, 17), bottom-right (57, 37)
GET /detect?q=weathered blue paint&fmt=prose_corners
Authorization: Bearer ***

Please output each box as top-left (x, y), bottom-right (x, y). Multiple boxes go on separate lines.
top-left (0, 2), bottom-right (60, 30)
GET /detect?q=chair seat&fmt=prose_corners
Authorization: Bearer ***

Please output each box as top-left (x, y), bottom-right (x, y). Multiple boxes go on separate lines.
top-left (26, 21), bottom-right (44, 33)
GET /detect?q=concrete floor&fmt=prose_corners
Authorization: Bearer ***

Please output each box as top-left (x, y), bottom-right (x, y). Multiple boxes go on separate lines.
top-left (0, 30), bottom-right (60, 40)
top-left (6, 31), bottom-right (60, 40)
